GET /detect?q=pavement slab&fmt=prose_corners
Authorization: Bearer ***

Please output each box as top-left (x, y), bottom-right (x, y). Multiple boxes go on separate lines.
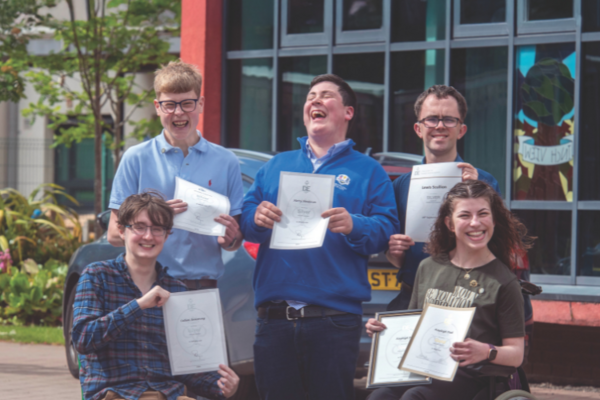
top-left (0, 341), bottom-right (81, 399)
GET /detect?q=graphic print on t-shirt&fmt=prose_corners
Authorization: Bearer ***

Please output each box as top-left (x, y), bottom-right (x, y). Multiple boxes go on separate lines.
top-left (424, 286), bottom-right (479, 308)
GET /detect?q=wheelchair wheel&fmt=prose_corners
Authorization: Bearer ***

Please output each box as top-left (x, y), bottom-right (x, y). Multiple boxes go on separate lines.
top-left (494, 390), bottom-right (537, 400)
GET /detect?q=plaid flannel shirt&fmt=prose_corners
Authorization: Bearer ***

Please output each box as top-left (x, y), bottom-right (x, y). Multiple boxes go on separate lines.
top-left (72, 254), bottom-right (225, 400)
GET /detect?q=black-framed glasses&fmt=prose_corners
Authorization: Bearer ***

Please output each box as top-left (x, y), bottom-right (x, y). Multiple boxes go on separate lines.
top-left (418, 116), bottom-right (462, 128)
top-left (125, 224), bottom-right (168, 237)
top-left (157, 98), bottom-right (200, 114)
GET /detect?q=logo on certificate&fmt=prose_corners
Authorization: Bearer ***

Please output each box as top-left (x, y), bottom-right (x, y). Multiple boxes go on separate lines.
top-left (336, 174), bottom-right (350, 186)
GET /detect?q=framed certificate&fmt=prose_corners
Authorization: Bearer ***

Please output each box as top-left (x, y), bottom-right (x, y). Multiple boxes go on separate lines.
top-left (366, 310), bottom-right (432, 389)
top-left (399, 304), bottom-right (476, 382)
top-left (162, 289), bottom-right (228, 375)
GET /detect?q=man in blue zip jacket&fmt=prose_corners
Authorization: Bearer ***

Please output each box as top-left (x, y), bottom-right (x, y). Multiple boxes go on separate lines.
top-left (384, 85), bottom-right (502, 311)
top-left (241, 74), bottom-right (399, 400)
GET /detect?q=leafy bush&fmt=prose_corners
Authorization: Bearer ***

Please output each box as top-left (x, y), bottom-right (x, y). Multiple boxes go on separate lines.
top-left (0, 258), bottom-right (67, 326)
top-left (0, 183), bottom-right (82, 266)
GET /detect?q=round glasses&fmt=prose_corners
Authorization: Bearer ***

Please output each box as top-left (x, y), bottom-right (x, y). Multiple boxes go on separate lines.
top-left (418, 116), bottom-right (461, 128)
top-left (125, 224), bottom-right (168, 237)
top-left (157, 99), bottom-right (199, 114)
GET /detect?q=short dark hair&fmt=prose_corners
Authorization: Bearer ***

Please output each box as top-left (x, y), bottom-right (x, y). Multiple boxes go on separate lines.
top-left (117, 191), bottom-right (174, 231)
top-left (309, 74), bottom-right (357, 111)
top-left (414, 85), bottom-right (468, 122)
top-left (426, 180), bottom-right (534, 269)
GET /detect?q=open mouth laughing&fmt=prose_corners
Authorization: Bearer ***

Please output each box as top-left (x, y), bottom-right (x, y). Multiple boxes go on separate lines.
top-left (310, 110), bottom-right (326, 120)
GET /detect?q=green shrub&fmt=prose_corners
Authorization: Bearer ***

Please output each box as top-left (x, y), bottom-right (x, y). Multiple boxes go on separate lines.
top-left (0, 183), bottom-right (82, 266)
top-left (0, 258), bottom-right (67, 326)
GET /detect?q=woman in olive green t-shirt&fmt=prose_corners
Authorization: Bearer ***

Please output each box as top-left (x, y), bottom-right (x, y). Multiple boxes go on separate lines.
top-left (366, 180), bottom-right (533, 400)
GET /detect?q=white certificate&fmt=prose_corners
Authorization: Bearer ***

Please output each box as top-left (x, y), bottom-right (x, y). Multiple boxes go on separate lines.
top-left (172, 177), bottom-right (230, 236)
top-left (405, 162), bottom-right (462, 242)
top-left (399, 304), bottom-right (475, 382)
top-left (367, 310), bottom-right (431, 389)
top-left (162, 289), bottom-right (228, 375)
top-left (270, 172), bottom-right (335, 250)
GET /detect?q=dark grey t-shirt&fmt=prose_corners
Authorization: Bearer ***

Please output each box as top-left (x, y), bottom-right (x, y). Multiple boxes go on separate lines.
top-left (408, 255), bottom-right (525, 346)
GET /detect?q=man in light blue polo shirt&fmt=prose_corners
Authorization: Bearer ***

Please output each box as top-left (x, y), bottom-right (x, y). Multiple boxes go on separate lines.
top-left (107, 61), bottom-right (244, 289)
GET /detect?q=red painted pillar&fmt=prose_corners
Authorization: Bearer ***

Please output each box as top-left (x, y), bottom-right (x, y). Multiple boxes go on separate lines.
top-left (181, 0), bottom-right (223, 144)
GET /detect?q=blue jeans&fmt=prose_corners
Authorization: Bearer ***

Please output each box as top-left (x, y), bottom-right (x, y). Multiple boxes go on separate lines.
top-left (253, 311), bottom-right (362, 400)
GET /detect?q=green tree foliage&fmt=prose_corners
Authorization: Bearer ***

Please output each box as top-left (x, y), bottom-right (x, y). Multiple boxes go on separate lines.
top-left (0, 0), bottom-right (56, 102)
top-left (19, 0), bottom-right (180, 218)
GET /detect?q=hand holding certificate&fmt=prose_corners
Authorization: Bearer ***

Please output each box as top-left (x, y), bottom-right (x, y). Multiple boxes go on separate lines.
top-left (367, 310), bottom-right (431, 389)
top-left (405, 163), bottom-right (462, 242)
top-left (172, 177), bottom-right (230, 236)
top-left (162, 289), bottom-right (228, 375)
top-left (399, 304), bottom-right (475, 381)
top-left (270, 172), bottom-right (335, 250)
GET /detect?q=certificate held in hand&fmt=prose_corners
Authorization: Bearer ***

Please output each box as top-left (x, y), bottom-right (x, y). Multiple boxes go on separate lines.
top-left (405, 163), bottom-right (462, 242)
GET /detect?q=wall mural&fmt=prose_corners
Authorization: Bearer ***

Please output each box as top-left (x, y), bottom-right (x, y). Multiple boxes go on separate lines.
top-left (513, 44), bottom-right (576, 201)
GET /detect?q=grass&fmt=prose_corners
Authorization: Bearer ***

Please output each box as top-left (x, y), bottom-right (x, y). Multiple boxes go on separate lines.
top-left (0, 325), bottom-right (64, 345)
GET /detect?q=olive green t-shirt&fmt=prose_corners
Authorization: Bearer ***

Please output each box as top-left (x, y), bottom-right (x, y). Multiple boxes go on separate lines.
top-left (408, 255), bottom-right (525, 346)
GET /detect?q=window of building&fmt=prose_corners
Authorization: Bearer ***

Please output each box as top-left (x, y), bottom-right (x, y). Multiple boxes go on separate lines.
top-left (578, 211), bottom-right (600, 278)
top-left (391, 0), bottom-right (445, 43)
top-left (513, 43), bottom-right (575, 201)
top-left (333, 52), bottom-right (385, 154)
top-left (278, 55), bottom-right (327, 151)
top-left (389, 49), bottom-right (444, 155)
top-left (454, 0), bottom-right (509, 37)
top-left (583, 0), bottom-right (600, 32)
top-left (336, 0), bottom-right (386, 44)
top-left (452, 46), bottom-right (508, 196)
top-left (517, 0), bottom-right (576, 34)
top-left (281, 0), bottom-right (332, 46)
top-left (226, 58), bottom-right (273, 152)
top-left (514, 209), bottom-right (572, 277)
top-left (227, 0), bottom-right (274, 51)
top-left (579, 41), bottom-right (600, 201)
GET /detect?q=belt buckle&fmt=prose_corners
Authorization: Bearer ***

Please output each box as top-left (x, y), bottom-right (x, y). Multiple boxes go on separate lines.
top-left (286, 306), bottom-right (303, 320)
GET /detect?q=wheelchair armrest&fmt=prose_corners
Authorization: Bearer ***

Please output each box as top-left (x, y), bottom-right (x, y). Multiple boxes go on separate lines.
top-left (464, 362), bottom-right (517, 378)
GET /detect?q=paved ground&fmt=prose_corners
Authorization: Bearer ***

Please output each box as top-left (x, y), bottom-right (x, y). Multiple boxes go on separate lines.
top-left (2, 341), bottom-right (600, 400)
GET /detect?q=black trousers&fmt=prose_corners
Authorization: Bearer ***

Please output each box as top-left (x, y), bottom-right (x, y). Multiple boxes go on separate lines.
top-left (367, 369), bottom-right (488, 400)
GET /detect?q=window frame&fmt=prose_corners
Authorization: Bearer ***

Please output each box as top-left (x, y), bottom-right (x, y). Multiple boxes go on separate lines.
top-left (280, 0), bottom-right (334, 47)
top-left (453, 0), bottom-right (511, 38)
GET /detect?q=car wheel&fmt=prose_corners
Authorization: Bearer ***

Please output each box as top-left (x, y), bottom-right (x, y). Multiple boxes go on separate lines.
top-left (64, 286), bottom-right (80, 379)
top-left (229, 374), bottom-right (259, 400)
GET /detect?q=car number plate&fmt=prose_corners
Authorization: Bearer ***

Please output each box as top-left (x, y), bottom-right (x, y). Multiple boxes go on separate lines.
top-left (368, 268), bottom-right (401, 291)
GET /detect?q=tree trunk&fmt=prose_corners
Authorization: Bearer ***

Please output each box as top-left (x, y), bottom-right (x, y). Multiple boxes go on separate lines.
top-left (526, 122), bottom-right (566, 201)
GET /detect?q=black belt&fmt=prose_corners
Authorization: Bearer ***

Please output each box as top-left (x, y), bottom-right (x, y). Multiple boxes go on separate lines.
top-left (258, 304), bottom-right (349, 320)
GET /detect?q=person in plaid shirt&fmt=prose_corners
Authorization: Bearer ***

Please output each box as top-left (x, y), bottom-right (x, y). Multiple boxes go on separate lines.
top-left (72, 192), bottom-right (239, 400)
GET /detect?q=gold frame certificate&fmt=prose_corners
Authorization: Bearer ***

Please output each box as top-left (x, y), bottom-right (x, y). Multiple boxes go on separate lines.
top-left (399, 304), bottom-right (476, 382)
top-left (366, 310), bottom-right (431, 389)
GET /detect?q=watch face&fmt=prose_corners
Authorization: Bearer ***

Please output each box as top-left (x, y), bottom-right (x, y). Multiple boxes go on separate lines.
top-left (489, 348), bottom-right (498, 361)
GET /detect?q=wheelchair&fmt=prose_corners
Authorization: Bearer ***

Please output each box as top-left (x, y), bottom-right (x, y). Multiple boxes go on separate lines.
top-left (467, 363), bottom-right (536, 400)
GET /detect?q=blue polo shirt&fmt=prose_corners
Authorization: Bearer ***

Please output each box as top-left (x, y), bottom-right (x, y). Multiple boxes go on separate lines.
top-left (108, 131), bottom-right (244, 280)
top-left (393, 155), bottom-right (500, 287)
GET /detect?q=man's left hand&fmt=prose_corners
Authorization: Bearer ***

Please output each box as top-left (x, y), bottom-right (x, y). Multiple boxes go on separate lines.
top-left (321, 208), bottom-right (353, 235)
top-left (215, 214), bottom-right (241, 251)
top-left (450, 338), bottom-right (489, 367)
top-left (457, 162), bottom-right (478, 181)
top-left (217, 364), bottom-right (240, 398)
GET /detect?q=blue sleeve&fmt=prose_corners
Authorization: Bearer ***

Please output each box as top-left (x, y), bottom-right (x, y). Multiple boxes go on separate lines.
top-left (240, 166), bottom-right (272, 244)
top-left (477, 168), bottom-right (502, 196)
top-left (227, 156), bottom-right (244, 217)
top-left (71, 269), bottom-right (142, 354)
top-left (108, 150), bottom-right (140, 209)
top-left (344, 168), bottom-right (400, 256)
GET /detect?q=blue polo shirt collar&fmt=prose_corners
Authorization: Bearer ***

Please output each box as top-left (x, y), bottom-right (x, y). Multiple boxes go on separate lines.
top-left (156, 130), bottom-right (205, 153)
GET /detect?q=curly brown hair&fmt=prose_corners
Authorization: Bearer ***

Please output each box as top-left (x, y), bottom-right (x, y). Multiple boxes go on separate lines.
top-left (425, 180), bottom-right (533, 268)
top-left (117, 191), bottom-right (174, 232)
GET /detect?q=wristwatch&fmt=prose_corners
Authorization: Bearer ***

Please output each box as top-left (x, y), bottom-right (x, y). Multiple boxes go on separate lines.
top-left (488, 344), bottom-right (498, 361)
